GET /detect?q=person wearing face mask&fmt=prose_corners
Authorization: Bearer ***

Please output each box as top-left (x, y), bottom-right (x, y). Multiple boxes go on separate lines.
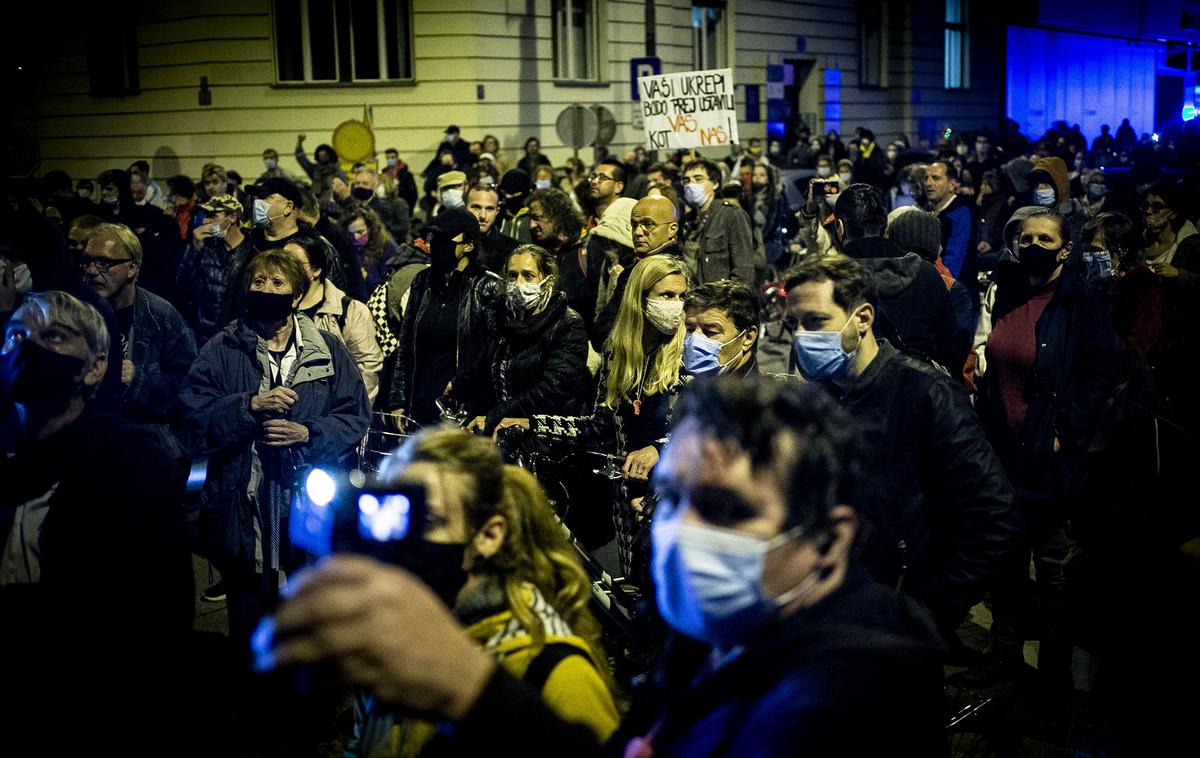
top-left (1081, 172), bottom-right (1109, 217)
top-left (93, 169), bottom-right (183, 304)
top-left (80, 223), bottom-right (196, 460)
top-left (682, 280), bottom-right (759, 378)
top-left (41, 170), bottom-right (100, 225)
top-left (386, 208), bottom-right (504, 427)
top-left (966, 134), bottom-right (1001, 183)
top-left (179, 248), bottom-right (370, 659)
top-left (433, 170), bottom-right (468, 216)
top-left (1026, 156), bottom-right (1087, 249)
top-left (971, 209), bottom-right (1119, 694)
top-left (680, 159), bottom-right (756, 286)
top-left (495, 255), bottom-right (691, 578)
top-left (258, 148), bottom-right (292, 183)
top-left (380, 147), bottom-right (419, 211)
top-left (532, 165), bottom-right (556, 193)
top-left (177, 194), bottom-right (255, 343)
top-left (851, 128), bottom-right (886, 188)
top-left (744, 163), bottom-right (793, 272)
top-left (342, 203), bottom-right (400, 292)
top-left (337, 168), bottom-right (411, 246)
top-left (257, 380), bottom-right (948, 757)
top-left (448, 244), bottom-right (588, 436)
top-left (1, 290), bottom-right (195, 751)
top-left (785, 253), bottom-right (1019, 648)
top-left (269, 428), bottom-right (618, 758)
top-left (798, 156), bottom-right (841, 259)
top-left (127, 160), bottom-right (167, 211)
top-left (497, 169), bottom-right (534, 244)
top-left (293, 133), bottom-right (348, 201)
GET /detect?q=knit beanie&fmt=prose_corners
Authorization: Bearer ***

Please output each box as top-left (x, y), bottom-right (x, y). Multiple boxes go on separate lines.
top-left (886, 206), bottom-right (942, 261)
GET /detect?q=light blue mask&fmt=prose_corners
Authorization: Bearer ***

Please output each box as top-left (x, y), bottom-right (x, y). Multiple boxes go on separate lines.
top-left (252, 197), bottom-right (271, 227)
top-left (652, 507), bottom-right (814, 649)
top-left (791, 312), bottom-right (859, 381)
top-left (683, 330), bottom-right (746, 377)
top-left (684, 183), bottom-right (710, 207)
top-left (1033, 188), bottom-right (1057, 207)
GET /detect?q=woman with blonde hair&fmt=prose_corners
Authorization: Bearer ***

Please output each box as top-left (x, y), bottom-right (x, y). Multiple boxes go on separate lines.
top-left (494, 254), bottom-right (689, 575)
top-left (347, 427), bottom-right (619, 756)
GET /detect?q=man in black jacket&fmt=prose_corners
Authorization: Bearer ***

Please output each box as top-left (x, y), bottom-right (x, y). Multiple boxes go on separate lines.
top-left (258, 379), bottom-right (949, 756)
top-left (386, 208), bottom-right (504, 426)
top-left (785, 253), bottom-right (1020, 637)
top-left (528, 188), bottom-right (602, 334)
top-left (833, 184), bottom-right (966, 372)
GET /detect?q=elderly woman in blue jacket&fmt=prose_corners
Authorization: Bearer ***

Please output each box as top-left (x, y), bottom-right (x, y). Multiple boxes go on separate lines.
top-left (180, 248), bottom-right (370, 650)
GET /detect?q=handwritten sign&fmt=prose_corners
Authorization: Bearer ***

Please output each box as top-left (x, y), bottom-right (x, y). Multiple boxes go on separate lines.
top-left (637, 67), bottom-right (739, 150)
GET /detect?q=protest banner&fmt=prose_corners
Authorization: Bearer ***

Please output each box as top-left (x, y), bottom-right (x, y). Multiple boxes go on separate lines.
top-left (636, 67), bottom-right (740, 150)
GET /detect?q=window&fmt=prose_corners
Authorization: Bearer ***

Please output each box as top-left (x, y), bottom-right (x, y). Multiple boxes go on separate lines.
top-left (553, 0), bottom-right (600, 81)
top-left (86, 16), bottom-right (140, 97)
top-left (273, 0), bottom-right (412, 84)
top-left (859, 2), bottom-right (888, 88)
top-left (944, 0), bottom-right (969, 90)
top-left (692, 1), bottom-right (728, 70)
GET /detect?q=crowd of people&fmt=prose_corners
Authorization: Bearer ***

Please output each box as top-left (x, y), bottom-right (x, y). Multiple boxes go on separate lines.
top-left (1, 114), bottom-right (1197, 755)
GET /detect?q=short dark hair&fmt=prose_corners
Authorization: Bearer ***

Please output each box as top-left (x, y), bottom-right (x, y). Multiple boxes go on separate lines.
top-left (129, 160), bottom-right (150, 175)
top-left (596, 158), bottom-right (626, 186)
top-left (687, 158), bottom-right (723, 185)
top-left (1021, 208), bottom-right (1070, 244)
top-left (527, 188), bottom-right (583, 242)
top-left (166, 174), bottom-right (195, 199)
top-left (646, 162), bottom-right (676, 180)
top-left (1081, 211), bottom-right (1135, 258)
top-left (286, 235), bottom-right (329, 282)
top-left (833, 184), bottom-right (887, 240)
top-left (685, 280), bottom-right (762, 333)
top-left (385, 147), bottom-right (399, 156)
top-left (669, 378), bottom-right (867, 533)
top-left (931, 159), bottom-right (958, 183)
top-left (783, 253), bottom-right (873, 313)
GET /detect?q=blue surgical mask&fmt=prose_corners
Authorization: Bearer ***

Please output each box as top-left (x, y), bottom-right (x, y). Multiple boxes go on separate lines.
top-left (252, 197), bottom-right (271, 227)
top-left (652, 507), bottom-right (815, 649)
top-left (683, 330), bottom-right (747, 377)
top-left (263, 158), bottom-right (277, 170)
top-left (1033, 187), bottom-right (1056, 207)
top-left (386, 157), bottom-right (398, 168)
top-left (534, 179), bottom-right (552, 190)
top-left (791, 312), bottom-right (860, 381)
top-left (684, 183), bottom-right (709, 207)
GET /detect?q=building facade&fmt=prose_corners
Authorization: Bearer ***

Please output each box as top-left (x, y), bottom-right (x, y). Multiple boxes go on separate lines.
top-left (8, 0), bottom-right (1004, 181)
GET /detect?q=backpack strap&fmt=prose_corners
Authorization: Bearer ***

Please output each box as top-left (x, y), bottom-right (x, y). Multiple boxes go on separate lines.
top-left (522, 643), bottom-right (589, 693)
top-left (335, 293), bottom-right (352, 332)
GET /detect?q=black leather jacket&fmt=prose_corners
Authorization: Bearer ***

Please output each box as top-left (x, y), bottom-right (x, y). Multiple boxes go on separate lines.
top-left (387, 262), bottom-right (504, 410)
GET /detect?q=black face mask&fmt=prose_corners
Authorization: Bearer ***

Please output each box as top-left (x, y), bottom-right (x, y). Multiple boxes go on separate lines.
top-left (245, 290), bottom-right (295, 323)
top-left (0, 339), bottom-right (86, 410)
top-left (428, 237), bottom-right (459, 272)
top-left (351, 186), bottom-right (374, 202)
top-left (1018, 243), bottom-right (1063, 279)
top-left (392, 540), bottom-right (469, 607)
top-left (503, 195), bottom-right (526, 215)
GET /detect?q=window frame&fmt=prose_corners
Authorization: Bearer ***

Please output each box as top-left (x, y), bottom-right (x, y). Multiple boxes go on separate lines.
top-left (692, 1), bottom-right (729, 72)
top-left (858, 1), bottom-right (888, 90)
top-left (271, 0), bottom-right (414, 88)
top-left (943, 0), bottom-right (970, 90)
top-left (552, 0), bottom-right (606, 84)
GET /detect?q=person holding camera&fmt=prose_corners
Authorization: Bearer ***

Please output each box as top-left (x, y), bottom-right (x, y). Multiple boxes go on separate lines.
top-left (257, 379), bottom-right (947, 756)
top-left (179, 248), bottom-right (371, 652)
top-left (798, 167), bottom-right (841, 258)
top-left (336, 427), bottom-right (619, 755)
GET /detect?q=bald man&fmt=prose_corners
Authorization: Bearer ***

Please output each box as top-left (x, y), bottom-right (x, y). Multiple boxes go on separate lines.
top-left (591, 195), bottom-right (687, 348)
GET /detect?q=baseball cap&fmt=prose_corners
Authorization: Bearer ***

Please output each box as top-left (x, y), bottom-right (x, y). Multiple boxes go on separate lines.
top-left (437, 170), bottom-right (467, 191)
top-left (198, 194), bottom-right (243, 215)
top-left (424, 207), bottom-right (481, 242)
top-left (246, 177), bottom-right (302, 207)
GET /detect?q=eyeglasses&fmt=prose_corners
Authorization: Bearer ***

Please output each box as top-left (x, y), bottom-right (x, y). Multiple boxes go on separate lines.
top-left (1141, 202), bottom-right (1167, 213)
top-left (79, 255), bottom-right (134, 272)
top-left (588, 173), bottom-right (615, 183)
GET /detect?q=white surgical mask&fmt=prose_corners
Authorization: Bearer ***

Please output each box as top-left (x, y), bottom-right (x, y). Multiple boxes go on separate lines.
top-left (534, 179), bottom-right (552, 190)
top-left (837, 171), bottom-right (852, 184)
top-left (956, 144), bottom-right (969, 156)
top-left (1033, 188), bottom-right (1056, 207)
top-left (78, 188), bottom-right (92, 199)
top-left (652, 506), bottom-right (816, 648)
top-left (644, 299), bottom-right (684, 334)
top-left (816, 166), bottom-right (832, 178)
top-left (506, 277), bottom-right (551, 314)
top-left (441, 188), bottom-right (464, 209)
top-left (683, 183), bottom-right (710, 207)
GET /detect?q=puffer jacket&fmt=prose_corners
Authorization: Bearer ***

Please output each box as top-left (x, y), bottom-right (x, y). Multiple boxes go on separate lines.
top-left (179, 314), bottom-right (370, 567)
top-left (978, 262), bottom-right (1121, 499)
top-left (456, 293), bottom-right (590, 431)
top-left (386, 262), bottom-right (505, 411)
top-left (830, 340), bottom-right (1020, 627)
top-left (307, 279), bottom-right (385, 402)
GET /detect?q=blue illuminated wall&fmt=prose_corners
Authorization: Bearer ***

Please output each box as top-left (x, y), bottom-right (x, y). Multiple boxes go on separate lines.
top-left (1006, 26), bottom-right (1162, 139)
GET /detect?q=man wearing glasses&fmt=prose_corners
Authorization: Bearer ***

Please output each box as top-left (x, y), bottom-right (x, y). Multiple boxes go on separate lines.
top-left (81, 222), bottom-right (196, 457)
top-left (587, 158), bottom-right (627, 226)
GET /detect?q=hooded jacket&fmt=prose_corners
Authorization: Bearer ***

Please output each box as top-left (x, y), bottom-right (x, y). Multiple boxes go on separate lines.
top-left (843, 236), bottom-right (967, 373)
top-left (1029, 156), bottom-right (1087, 247)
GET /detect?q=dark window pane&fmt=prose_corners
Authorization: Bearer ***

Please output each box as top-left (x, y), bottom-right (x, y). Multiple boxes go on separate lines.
top-left (310, 0), bottom-right (338, 81)
top-left (385, 0), bottom-right (411, 79)
top-left (351, 0), bottom-right (379, 80)
top-left (275, 0), bottom-right (304, 81)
